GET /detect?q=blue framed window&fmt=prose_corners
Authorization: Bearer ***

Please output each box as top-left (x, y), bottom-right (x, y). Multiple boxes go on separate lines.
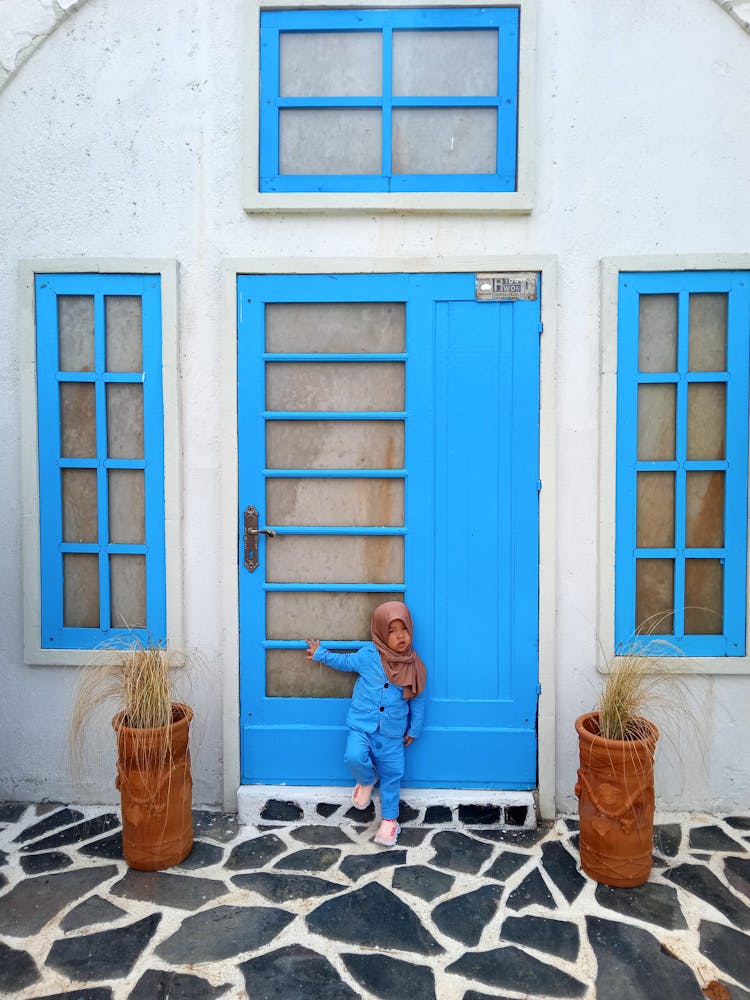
top-left (259, 6), bottom-right (520, 193)
top-left (615, 271), bottom-right (750, 656)
top-left (35, 274), bottom-right (167, 649)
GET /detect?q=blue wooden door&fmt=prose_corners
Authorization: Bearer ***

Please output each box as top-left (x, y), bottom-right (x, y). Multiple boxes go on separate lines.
top-left (238, 273), bottom-right (540, 788)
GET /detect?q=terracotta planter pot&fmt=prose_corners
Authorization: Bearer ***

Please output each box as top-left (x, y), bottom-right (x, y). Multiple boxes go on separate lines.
top-left (575, 711), bottom-right (659, 888)
top-left (113, 702), bottom-right (193, 871)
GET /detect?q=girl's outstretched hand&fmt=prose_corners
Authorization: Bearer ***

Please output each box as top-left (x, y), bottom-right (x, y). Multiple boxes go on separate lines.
top-left (305, 638), bottom-right (320, 660)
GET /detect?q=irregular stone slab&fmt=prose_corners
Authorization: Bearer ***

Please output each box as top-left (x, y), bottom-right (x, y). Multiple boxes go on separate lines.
top-left (0, 802), bottom-right (27, 824)
top-left (0, 848), bottom-right (7, 867)
top-left (130, 968), bottom-right (231, 998)
top-left (396, 827), bottom-right (430, 847)
top-left (471, 827), bottom-right (547, 847)
top-left (699, 919), bottom-right (750, 989)
top-left (541, 841), bottom-right (586, 903)
top-left (432, 885), bottom-right (503, 946)
top-left (459, 804), bottom-right (501, 825)
top-left (485, 850), bottom-right (530, 883)
top-left (32, 990), bottom-right (113, 999)
top-left (156, 904), bottom-right (295, 964)
top-left (726, 817), bottom-right (750, 831)
top-left (654, 823), bottom-right (682, 857)
top-left (506, 868), bottom-right (556, 911)
top-left (464, 993), bottom-right (519, 1000)
top-left (0, 939), bottom-right (39, 993)
top-left (424, 805), bottom-right (452, 824)
top-left (398, 801), bottom-right (420, 824)
top-left (565, 818), bottom-right (580, 831)
top-left (0, 864), bottom-right (119, 936)
top-left (61, 894), bottom-right (127, 931)
top-left (307, 881), bottom-right (444, 955)
top-left (500, 914), bottom-right (580, 961)
top-left (193, 809), bottom-right (240, 843)
top-left (20, 850), bottom-right (72, 875)
top-left (689, 826), bottom-right (746, 853)
top-left (175, 840), bottom-right (224, 870)
top-left (291, 825), bottom-right (355, 846)
top-left (19, 814), bottom-right (121, 853)
top-left (430, 831), bottom-right (494, 874)
top-left (240, 944), bottom-right (358, 1000)
top-left (343, 802), bottom-right (376, 823)
top-left (274, 847), bottom-right (341, 872)
top-left (111, 869), bottom-right (227, 910)
top-left (316, 802), bottom-right (340, 818)
top-left (79, 831), bottom-right (124, 860)
top-left (47, 914), bottom-right (161, 981)
top-left (342, 952), bottom-right (436, 1000)
top-left (13, 807), bottom-right (84, 843)
top-left (225, 832), bottom-right (287, 869)
top-left (595, 880), bottom-right (687, 930)
top-left (447, 945), bottom-right (586, 997)
top-left (232, 871), bottom-right (345, 901)
top-left (665, 863), bottom-right (750, 929)
top-left (587, 915), bottom-right (704, 999)
top-left (340, 849), bottom-right (407, 881)
top-left (392, 864), bottom-right (455, 901)
top-left (725, 856), bottom-right (750, 901)
top-left (262, 799), bottom-right (304, 822)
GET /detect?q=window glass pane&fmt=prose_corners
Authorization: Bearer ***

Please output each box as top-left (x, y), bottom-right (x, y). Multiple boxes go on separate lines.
top-left (279, 109), bottom-right (381, 175)
top-left (266, 591), bottom-right (403, 640)
top-left (109, 469), bottom-right (145, 544)
top-left (266, 362), bottom-right (404, 412)
top-left (392, 108), bottom-right (496, 174)
top-left (63, 553), bottom-right (99, 627)
top-left (689, 293), bottom-right (727, 372)
top-left (105, 296), bottom-right (142, 372)
top-left (636, 559), bottom-right (674, 634)
top-left (638, 294), bottom-right (677, 373)
top-left (267, 420), bottom-right (404, 470)
top-left (266, 303), bottom-right (405, 353)
top-left (106, 384), bottom-right (144, 458)
top-left (110, 554), bottom-right (146, 628)
top-left (266, 649), bottom-right (356, 697)
top-left (60, 383), bottom-right (97, 457)
top-left (58, 295), bottom-right (94, 372)
top-left (637, 384), bottom-right (675, 461)
top-left (267, 478), bottom-right (404, 527)
top-left (636, 472), bottom-right (674, 548)
top-left (62, 469), bottom-right (98, 543)
top-left (280, 31), bottom-right (381, 96)
top-left (267, 535), bottom-right (403, 583)
top-left (686, 471), bottom-right (724, 548)
top-left (685, 559), bottom-right (723, 634)
top-left (392, 29), bottom-right (498, 96)
top-left (687, 383), bottom-right (725, 460)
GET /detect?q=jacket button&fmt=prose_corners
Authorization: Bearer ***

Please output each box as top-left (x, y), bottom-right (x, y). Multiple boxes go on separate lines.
top-left (384, 682), bottom-right (389, 688)
top-left (379, 706), bottom-right (384, 712)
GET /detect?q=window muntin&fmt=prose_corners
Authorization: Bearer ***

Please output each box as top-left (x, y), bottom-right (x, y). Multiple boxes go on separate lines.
top-left (259, 7), bottom-right (520, 193)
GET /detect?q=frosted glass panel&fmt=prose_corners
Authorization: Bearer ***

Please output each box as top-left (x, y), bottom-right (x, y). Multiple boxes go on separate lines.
top-left (637, 384), bottom-right (675, 461)
top-left (267, 535), bottom-right (403, 583)
top-left (638, 294), bottom-right (677, 373)
top-left (686, 472), bottom-right (724, 548)
top-left (266, 649), bottom-right (356, 698)
top-left (636, 559), bottom-right (674, 634)
top-left (106, 384), bottom-right (144, 458)
top-left (58, 296), bottom-right (94, 372)
top-left (62, 469), bottom-right (98, 543)
top-left (267, 478), bottom-right (404, 527)
top-left (267, 362), bottom-right (404, 412)
top-left (685, 559), bottom-right (723, 634)
top-left (109, 469), bottom-right (145, 544)
top-left (64, 554), bottom-right (99, 627)
top-left (267, 420), bottom-right (404, 470)
top-left (689, 293), bottom-right (727, 372)
top-left (280, 31), bottom-right (381, 96)
top-left (106, 296), bottom-right (142, 372)
top-left (392, 108), bottom-right (496, 174)
top-left (636, 473), bottom-right (674, 548)
top-left (60, 383), bottom-right (96, 457)
top-left (687, 383), bottom-right (725, 460)
top-left (267, 591), bottom-right (403, 640)
top-left (392, 30), bottom-right (498, 96)
top-left (279, 109), bottom-right (381, 175)
top-left (266, 302), bottom-right (405, 353)
top-left (110, 555), bottom-right (146, 628)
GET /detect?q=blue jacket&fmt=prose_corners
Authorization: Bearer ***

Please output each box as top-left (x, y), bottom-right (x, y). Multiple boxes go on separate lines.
top-left (312, 643), bottom-right (426, 740)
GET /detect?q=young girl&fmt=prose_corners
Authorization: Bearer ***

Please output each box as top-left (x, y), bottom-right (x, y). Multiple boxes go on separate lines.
top-left (305, 600), bottom-right (427, 847)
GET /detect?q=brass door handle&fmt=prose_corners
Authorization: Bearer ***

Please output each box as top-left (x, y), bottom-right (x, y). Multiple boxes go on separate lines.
top-left (244, 505), bottom-right (276, 572)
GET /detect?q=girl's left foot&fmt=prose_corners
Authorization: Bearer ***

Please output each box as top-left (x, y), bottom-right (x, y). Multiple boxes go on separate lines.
top-left (352, 783), bottom-right (374, 809)
top-left (374, 819), bottom-right (401, 846)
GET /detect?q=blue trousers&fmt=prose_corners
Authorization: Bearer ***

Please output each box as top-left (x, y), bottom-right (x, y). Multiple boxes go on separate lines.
top-left (344, 728), bottom-right (404, 820)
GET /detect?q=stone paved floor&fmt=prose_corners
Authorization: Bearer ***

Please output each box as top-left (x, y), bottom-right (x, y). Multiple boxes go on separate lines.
top-left (1, 801), bottom-right (749, 999)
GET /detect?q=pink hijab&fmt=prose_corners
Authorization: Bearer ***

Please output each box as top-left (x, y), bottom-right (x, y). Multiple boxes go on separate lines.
top-left (371, 601), bottom-right (427, 701)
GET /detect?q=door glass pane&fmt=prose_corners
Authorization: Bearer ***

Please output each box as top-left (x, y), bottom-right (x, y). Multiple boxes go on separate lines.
top-left (105, 296), bottom-right (143, 372)
top-left (689, 293), bottom-right (727, 372)
top-left (266, 303), bottom-right (405, 353)
top-left (267, 591), bottom-right (403, 640)
top-left (636, 472), bottom-right (674, 548)
top-left (685, 559), bottom-right (723, 634)
top-left (267, 478), bottom-right (404, 527)
top-left (687, 383), bottom-right (725, 460)
top-left (64, 553), bottom-right (99, 627)
top-left (392, 108), bottom-right (496, 174)
top-left (62, 469), bottom-right (98, 543)
top-left (267, 420), bottom-right (405, 470)
top-left (266, 362), bottom-right (404, 412)
top-left (266, 649), bottom-right (357, 698)
top-left (637, 384), bottom-right (675, 461)
top-left (58, 295), bottom-right (94, 372)
top-left (110, 555), bottom-right (146, 628)
top-left (106, 384), bottom-right (144, 458)
top-left (638, 294), bottom-right (677, 373)
top-left (109, 469), bottom-right (145, 544)
top-left (280, 31), bottom-right (382, 96)
top-left (60, 383), bottom-right (97, 457)
top-left (392, 30), bottom-right (498, 96)
top-left (279, 109), bottom-right (381, 175)
top-left (267, 535), bottom-right (403, 583)
top-left (636, 559), bottom-right (674, 634)
top-left (686, 471), bottom-right (724, 548)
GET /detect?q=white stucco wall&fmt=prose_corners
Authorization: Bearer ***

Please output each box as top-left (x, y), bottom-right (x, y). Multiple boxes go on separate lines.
top-left (0, 0), bottom-right (748, 812)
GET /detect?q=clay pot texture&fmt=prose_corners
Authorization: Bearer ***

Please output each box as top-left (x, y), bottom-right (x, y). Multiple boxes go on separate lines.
top-left (575, 711), bottom-right (659, 888)
top-left (113, 702), bottom-right (193, 871)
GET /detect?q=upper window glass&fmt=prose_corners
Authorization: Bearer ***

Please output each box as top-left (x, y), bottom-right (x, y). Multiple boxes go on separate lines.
top-left (259, 7), bottom-right (520, 193)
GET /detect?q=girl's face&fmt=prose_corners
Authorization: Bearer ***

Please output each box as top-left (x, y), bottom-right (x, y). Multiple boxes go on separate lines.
top-left (386, 619), bottom-right (411, 653)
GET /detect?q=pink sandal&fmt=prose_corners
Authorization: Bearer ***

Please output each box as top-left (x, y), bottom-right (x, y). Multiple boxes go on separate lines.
top-left (351, 783), bottom-right (374, 809)
top-left (374, 819), bottom-right (401, 846)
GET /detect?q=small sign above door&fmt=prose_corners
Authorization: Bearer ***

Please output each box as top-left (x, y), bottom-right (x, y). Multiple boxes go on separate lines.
top-left (475, 272), bottom-right (538, 301)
